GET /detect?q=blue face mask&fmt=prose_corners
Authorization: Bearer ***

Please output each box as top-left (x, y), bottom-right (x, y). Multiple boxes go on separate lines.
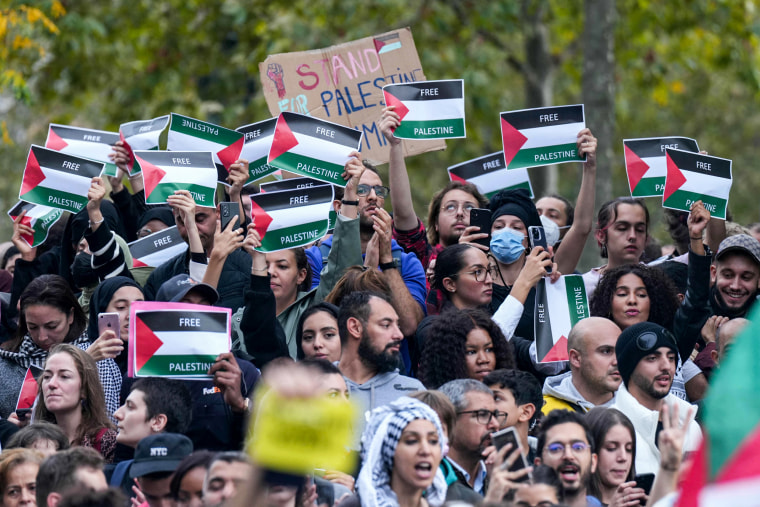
top-left (490, 227), bottom-right (526, 264)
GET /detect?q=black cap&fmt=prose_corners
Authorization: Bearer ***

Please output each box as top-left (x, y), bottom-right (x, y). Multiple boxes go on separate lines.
top-left (130, 433), bottom-right (193, 478)
top-left (615, 322), bottom-right (679, 386)
top-left (156, 274), bottom-right (219, 304)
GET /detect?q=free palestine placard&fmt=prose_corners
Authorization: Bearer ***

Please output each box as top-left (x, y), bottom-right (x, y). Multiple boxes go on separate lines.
top-left (383, 79), bottom-right (465, 139)
top-left (447, 152), bottom-right (533, 198)
top-left (236, 118), bottom-right (279, 184)
top-left (534, 275), bottom-right (589, 363)
top-left (135, 150), bottom-right (218, 206)
top-left (663, 149), bottom-right (732, 220)
top-left (623, 137), bottom-right (699, 197)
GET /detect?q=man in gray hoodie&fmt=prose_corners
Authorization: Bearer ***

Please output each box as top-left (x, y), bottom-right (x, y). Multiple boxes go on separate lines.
top-left (337, 291), bottom-right (424, 415)
top-left (541, 317), bottom-right (622, 414)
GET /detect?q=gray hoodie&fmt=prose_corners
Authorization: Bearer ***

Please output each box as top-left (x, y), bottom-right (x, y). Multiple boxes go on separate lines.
top-left (542, 371), bottom-right (617, 413)
top-left (345, 370), bottom-right (425, 414)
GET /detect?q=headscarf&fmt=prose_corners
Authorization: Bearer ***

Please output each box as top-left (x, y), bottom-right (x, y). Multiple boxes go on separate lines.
top-left (87, 276), bottom-right (143, 373)
top-left (356, 397), bottom-right (448, 507)
top-left (137, 206), bottom-right (175, 231)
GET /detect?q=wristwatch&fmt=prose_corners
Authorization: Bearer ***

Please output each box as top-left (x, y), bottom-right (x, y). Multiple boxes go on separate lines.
top-left (379, 259), bottom-right (400, 271)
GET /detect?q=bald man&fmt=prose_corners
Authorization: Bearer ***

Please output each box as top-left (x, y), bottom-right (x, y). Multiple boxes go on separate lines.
top-left (712, 317), bottom-right (749, 365)
top-left (542, 317), bottom-right (623, 414)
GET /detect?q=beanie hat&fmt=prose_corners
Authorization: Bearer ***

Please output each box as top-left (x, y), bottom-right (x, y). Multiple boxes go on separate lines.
top-left (488, 188), bottom-right (542, 230)
top-left (615, 322), bottom-right (679, 386)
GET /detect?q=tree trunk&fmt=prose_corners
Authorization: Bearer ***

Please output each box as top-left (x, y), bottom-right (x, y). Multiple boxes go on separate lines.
top-left (580, 0), bottom-right (616, 271)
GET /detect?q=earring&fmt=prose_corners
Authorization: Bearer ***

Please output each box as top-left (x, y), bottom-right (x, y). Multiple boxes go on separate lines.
top-left (601, 243), bottom-right (608, 258)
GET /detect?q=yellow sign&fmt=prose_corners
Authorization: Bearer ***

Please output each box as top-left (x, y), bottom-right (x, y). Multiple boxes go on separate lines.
top-left (247, 388), bottom-right (357, 474)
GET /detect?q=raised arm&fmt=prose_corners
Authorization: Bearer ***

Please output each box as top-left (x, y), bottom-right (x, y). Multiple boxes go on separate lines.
top-left (167, 190), bottom-right (206, 279)
top-left (380, 106), bottom-right (418, 230)
top-left (554, 128), bottom-right (597, 274)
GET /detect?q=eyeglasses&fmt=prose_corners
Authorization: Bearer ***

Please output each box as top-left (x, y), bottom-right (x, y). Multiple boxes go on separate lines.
top-left (457, 265), bottom-right (499, 283)
top-left (357, 184), bottom-right (390, 198)
top-left (545, 441), bottom-right (590, 457)
top-left (441, 202), bottom-right (476, 215)
top-left (635, 330), bottom-right (676, 351)
top-left (457, 410), bottom-right (508, 425)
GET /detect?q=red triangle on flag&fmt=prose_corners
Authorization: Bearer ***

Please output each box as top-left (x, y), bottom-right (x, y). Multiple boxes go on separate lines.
top-left (137, 154), bottom-right (167, 199)
top-left (269, 115), bottom-right (300, 162)
top-left (132, 258), bottom-right (149, 268)
top-left (675, 439), bottom-right (708, 507)
top-left (624, 144), bottom-right (651, 192)
top-left (501, 117), bottom-right (529, 166)
top-left (449, 172), bottom-right (467, 184)
top-left (45, 127), bottom-right (69, 151)
top-left (19, 215), bottom-right (35, 247)
top-left (20, 149), bottom-right (47, 196)
top-left (373, 38), bottom-right (386, 53)
top-left (119, 131), bottom-right (136, 170)
top-left (135, 314), bottom-right (164, 372)
top-left (250, 199), bottom-right (274, 241)
top-left (664, 153), bottom-right (687, 202)
top-left (16, 366), bottom-right (40, 410)
top-left (217, 136), bottom-right (245, 170)
top-left (542, 335), bottom-right (569, 362)
top-left (383, 90), bottom-right (409, 123)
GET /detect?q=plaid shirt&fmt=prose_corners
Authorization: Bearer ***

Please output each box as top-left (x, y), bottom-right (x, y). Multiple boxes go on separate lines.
top-left (392, 219), bottom-right (445, 272)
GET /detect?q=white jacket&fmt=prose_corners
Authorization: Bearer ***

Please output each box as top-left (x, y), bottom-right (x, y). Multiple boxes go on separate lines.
top-left (611, 384), bottom-right (702, 476)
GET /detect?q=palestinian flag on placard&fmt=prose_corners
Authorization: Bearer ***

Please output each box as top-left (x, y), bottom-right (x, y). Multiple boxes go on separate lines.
top-left (20, 145), bottom-right (104, 214)
top-left (663, 149), bottom-right (732, 220)
top-left (167, 113), bottom-right (245, 184)
top-left (268, 112), bottom-right (363, 187)
top-left (447, 152), bottom-right (533, 198)
top-left (128, 226), bottom-right (188, 268)
top-left (15, 365), bottom-right (43, 413)
top-left (119, 115), bottom-right (170, 175)
top-left (250, 184), bottom-right (334, 252)
top-left (260, 177), bottom-right (336, 233)
top-left (45, 124), bottom-right (120, 177)
top-left (7, 201), bottom-right (64, 248)
top-left (236, 118), bottom-right (279, 184)
top-left (500, 104), bottom-right (585, 170)
top-left (374, 31), bottom-right (402, 54)
top-left (383, 80), bottom-right (465, 139)
top-left (677, 305), bottom-right (760, 506)
top-left (623, 137), bottom-right (699, 197)
top-left (129, 302), bottom-right (231, 379)
top-left (534, 275), bottom-right (589, 363)
top-left (134, 150), bottom-right (218, 206)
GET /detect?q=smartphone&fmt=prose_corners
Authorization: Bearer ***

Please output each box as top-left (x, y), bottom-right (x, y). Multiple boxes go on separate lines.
top-left (491, 427), bottom-right (530, 482)
top-left (469, 208), bottom-right (492, 248)
top-left (98, 312), bottom-right (120, 337)
top-left (220, 201), bottom-right (240, 231)
top-left (528, 226), bottom-right (552, 273)
top-left (634, 473), bottom-right (655, 500)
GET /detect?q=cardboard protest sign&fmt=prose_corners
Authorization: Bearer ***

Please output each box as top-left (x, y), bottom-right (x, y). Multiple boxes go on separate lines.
top-left (7, 201), bottom-right (64, 248)
top-left (134, 151), bottom-right (217, 206)
top-left (535, 275), bottom-right (590, 363)
top-left (500, 105), bottom-right (585, 170)
top-left (128, 301), bottom-right (231, 379)
top-left (260, 177), bottom-right (336, 233)
top-left (250, 184), bottom-right (334, 252)
top-left (167, 113), bottom-right (245, 185)
top-left (663, 149), bottom-right (732, 220)
top-left (248, 386), bottom-right (357, 475)
top-left (268, 112), bottom-right (362, 187)
top-left (128, 226), bottom-right (188, 268)
top-left (623, 137), bottom-right (700, 197)
top-left (447, 152), bottom-right (533, 198)
top-left (15, 365), bottom-right (43, 415)
top-left (119, 116), bottom-right (171, 175)
top-left (45, 124), bottom-right (120, 177)
top-left (259, 28), bottom-right (445, 164)
top-left (382, 79), bottom-right (465, 139)
top-left (20, 145), bottom-right (105, 214)
top-left (235, 118), bottom-right (279, 184)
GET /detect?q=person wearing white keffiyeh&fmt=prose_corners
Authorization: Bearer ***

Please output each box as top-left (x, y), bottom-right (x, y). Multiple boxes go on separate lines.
top-left (341, 396), bottom-right (448, 507)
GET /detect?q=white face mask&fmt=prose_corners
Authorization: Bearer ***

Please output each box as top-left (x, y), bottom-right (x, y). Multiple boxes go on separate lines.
top-left (540, 215), bottom-right (561, 247)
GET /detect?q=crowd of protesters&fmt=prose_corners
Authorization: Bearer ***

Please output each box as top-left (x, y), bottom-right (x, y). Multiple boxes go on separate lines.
top-left (0, 104), bottom-right (758, 507)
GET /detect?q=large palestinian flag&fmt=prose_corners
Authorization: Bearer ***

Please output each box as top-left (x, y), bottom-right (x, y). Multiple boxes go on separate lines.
top-left (382, 79), bottom-right (465, 139)
top-left (677, 305), bottom-right (760, 506)
top-left (129, 301), bottom-right (231, 379)
top-left (119, 115), bottom-right (170, 175)
top-left (259, 177), bottom-right (336, 233)
top-left (45, 124), bottom-right (120, 177)
top-left (663, 149), bottom-right (732, 220)
top-left (7, 201), bottom-right (64, 248)
top-left (134, 150), bottom-right (218, 206)
top-left (19, 145), bottom-right (105, 214)
top-left (236, 118), bottom-right (279, 184)
top-left (534, 275), bottom-right (589, 363)
top-left (128, 226), bottom-right (188, 268)
top-left (167, 113), bottom-right (245, 184)
top-left (268, 112), bottom-right (363, 187)
top-left (500, 105), bottom-right (585, 170)
top-left (250, 184), bottom-right (334, 252)
top-left (447, 152), bottom-right (533, 198)
top-left (623, 137), bottom-right (699, 197)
